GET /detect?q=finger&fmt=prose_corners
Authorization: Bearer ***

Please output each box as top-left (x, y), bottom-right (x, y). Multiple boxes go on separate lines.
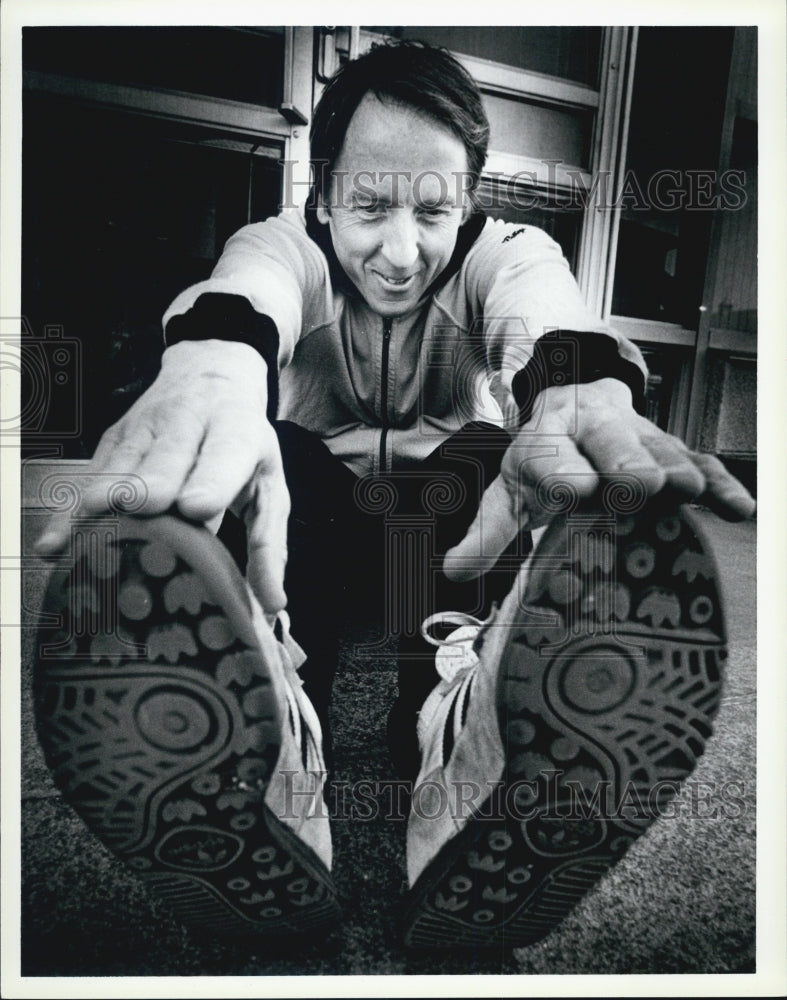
top-left (578, 414), bottom-right (666, 495)
top-left (496, 408), bottom-right (604, 528)
top-left (34, 422), bottom-right (151, 554)
top-left (638, 427), bottom-right (706, 499)
top-left (690, 452), bottom-right (757, 520)
top-left (444, 408), bottom-right (600, 582)
top-left (238, 462), bottom-right (290, 616)
top-left (128, 407), bottom-right (209, 515)
top-left (177, 413), bottom-right (269, 523)
top-left (81, 417), bottom-right (187, 517)
top-left (33, 510), bottom-right (77, 555)
top-left (443, 474), bottom-right (519, 582)
top-left (501, 437), bottom-right (597, 514)
top-left (90, 420), bottom-right (135, 467)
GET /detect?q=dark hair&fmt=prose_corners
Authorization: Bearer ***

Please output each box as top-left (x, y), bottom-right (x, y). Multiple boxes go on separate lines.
top-left (309, 39), bottom-right (490, 205)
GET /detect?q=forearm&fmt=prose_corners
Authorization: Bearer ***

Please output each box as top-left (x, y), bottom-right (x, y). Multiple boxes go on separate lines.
top-left (164, 293), bottom-right (281, 422)
top-left (160, 215), bottom-right (324, 372)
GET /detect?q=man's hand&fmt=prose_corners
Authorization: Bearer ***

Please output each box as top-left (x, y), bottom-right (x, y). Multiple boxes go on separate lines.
top-left (443, 377), bottom-right (756, 582)
top-left (34, 339), bottom-right (290, 617)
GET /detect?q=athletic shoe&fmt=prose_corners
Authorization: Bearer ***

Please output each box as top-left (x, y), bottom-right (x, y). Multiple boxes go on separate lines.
top-left (403, 499), bottom-right (727, 949)
top-left (34, 513), bottom-right (339, 936)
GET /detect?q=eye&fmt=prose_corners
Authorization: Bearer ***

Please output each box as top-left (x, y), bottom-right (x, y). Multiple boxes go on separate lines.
top-left (354, 200), bottom-right (384, 217)
top-left (418, 205), bottom-right (452, 221)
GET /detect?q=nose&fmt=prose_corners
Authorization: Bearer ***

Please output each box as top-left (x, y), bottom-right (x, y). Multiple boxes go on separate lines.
top-left (379, 210), bottom-right (419, 270)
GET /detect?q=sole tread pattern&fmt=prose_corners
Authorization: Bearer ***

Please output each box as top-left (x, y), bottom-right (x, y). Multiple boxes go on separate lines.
top-left (34, 515), bottom-right (339, 936)
top-left (404, 501), bottom-right (727, 949)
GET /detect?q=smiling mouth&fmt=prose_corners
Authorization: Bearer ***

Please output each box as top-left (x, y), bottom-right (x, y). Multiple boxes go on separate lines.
top-left (371, 270), bottom-right (418, 289)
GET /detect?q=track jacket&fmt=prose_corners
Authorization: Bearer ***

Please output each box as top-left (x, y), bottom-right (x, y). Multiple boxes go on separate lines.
top-left (163, 206), bottom-right (648, 477)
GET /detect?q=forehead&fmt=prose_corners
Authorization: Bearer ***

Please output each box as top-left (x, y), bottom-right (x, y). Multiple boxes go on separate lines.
top-left (335, 93), bottom-right (469, 196)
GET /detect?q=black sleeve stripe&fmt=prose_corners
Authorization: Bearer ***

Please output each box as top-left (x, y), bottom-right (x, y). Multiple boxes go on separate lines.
top-left (164, 293), bottom-right (280, 421)
top-left (511, 330), bottom-right (647, 426)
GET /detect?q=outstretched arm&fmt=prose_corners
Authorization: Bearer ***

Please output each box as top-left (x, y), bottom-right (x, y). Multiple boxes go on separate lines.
top-left (443, 377), bottom-right (756, 582)
top-left (34, 213), bottom-right (327, 615)
top-left (34, 339), bottom-right (290, 617)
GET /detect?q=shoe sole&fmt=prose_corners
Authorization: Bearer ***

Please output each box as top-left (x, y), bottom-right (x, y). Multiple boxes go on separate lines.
top-left (403, 500), bottom-right (727, 949)
top-left (33, 513), bottom-right (340, 937)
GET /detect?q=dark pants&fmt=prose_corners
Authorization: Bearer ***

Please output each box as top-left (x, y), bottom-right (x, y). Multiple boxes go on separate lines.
top-left (219, 420), bottom-right (531, 778)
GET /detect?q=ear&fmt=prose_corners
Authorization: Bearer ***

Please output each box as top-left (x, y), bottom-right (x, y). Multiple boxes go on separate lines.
top-left (316, 197), bottom-right (331, 225)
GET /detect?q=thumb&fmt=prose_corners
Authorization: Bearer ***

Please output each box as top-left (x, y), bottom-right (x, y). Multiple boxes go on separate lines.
top-left (34, 511), bottom-right (75, 556)
top-left (442, 474), bottom-right (523, 582)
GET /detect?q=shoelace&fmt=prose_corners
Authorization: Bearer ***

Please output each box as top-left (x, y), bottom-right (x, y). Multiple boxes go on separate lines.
top-left (420, 610), bottom-right (488, 684)
top-left (419, 611), bottom-right (494, 757)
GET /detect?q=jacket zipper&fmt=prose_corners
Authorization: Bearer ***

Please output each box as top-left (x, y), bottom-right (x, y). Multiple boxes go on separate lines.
top-left (379, 317), bottom-right (393, 473)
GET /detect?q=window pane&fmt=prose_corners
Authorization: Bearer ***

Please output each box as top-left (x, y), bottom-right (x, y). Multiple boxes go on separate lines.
top-left (364, 26), bottom-right (602, 85)
top-left (638, 346), bottom-right (690, 431)
top-left (484, 94), bottom-right (592, 167)
top-left (24, 26), bottom-right (285, 107)
top-left (710, 115), bottom-right (757, 333)
top-left (611, 27), bottom-right (735, 326)
top-left (22, 98), bottom-right (281, 455)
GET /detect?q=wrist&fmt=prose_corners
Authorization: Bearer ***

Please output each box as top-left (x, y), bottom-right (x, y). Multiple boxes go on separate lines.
top-left (162, 337), bottom-right (269, 378)
top-left (163, 294), bottom-right (280, 420)
top-left (511, 330), bottom-right (647, 425)
top-left (583, 376), bottom-right (634, 406)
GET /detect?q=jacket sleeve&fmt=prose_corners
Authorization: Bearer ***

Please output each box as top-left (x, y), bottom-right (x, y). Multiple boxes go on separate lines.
top-left (161, 210), bottom-right (331, 372)
top-left (464, 220), bottom-right (648, 421)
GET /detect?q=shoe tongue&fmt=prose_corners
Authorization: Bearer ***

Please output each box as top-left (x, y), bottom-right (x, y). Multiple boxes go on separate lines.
top-left (441, 660), bottom-right (476, 764)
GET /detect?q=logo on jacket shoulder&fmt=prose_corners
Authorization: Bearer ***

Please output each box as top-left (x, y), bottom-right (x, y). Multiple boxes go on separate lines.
top-left (502, 227), bottom-right (526, 244)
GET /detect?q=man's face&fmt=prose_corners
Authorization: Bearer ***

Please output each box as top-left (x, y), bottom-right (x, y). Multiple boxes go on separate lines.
top-left (317, 93), bottom-right (472, 317)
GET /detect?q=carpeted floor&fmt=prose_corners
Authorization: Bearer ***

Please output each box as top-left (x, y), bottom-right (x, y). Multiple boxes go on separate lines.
top-left (18, 505), bottom-right (757, 981)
